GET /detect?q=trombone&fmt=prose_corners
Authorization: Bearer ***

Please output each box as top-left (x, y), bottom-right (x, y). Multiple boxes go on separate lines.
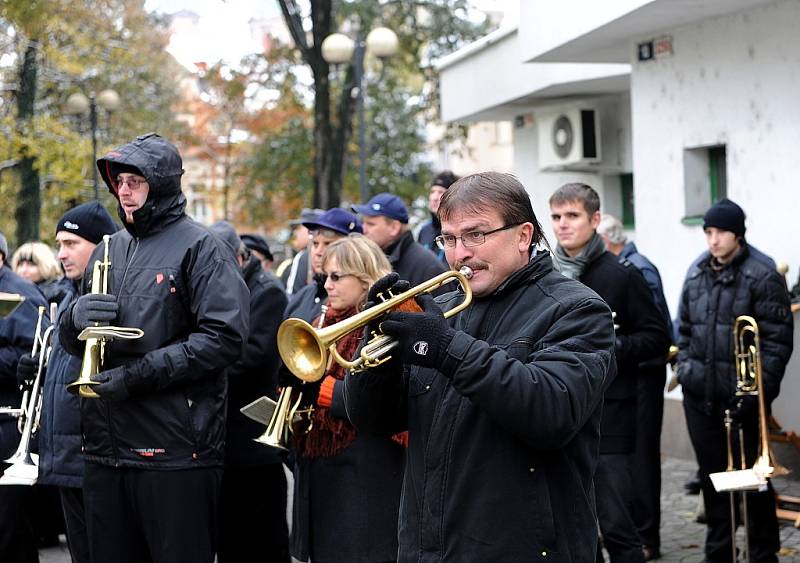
top-left (278, 267), bottom-right (473, 383)
top-left (66, 235), bottom-right (143, 398)
top-left (0, 304), bottom-right (56, 485)
top-left (733, 315), bottom-right (788, 479)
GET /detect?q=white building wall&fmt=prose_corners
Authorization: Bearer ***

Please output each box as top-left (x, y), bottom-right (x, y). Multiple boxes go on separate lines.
top-left (513, 94), bottom-right (632, 247)
top-left (630, 0), bottom-right (800, 318)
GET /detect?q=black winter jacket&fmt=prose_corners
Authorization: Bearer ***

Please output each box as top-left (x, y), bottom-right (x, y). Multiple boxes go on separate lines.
top-left (225, 257), bottom-right (287, 466)
top-left (580, 251), bottom-right (671, 453)
top-left (677, 243), bottom-right (793, 411)
top-left (38, 280), bottom-right (85, 487)
top-left (60, 133), bottom-right (249, 469)
top-left (417, 214), bottom-right (447, 263)
top-left (386, 230), bottom-right (446, 287)
top-left (344, 252), bottom-right (616, 562)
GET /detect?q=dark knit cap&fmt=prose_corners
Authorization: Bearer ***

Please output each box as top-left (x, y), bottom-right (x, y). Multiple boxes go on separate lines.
top-left (56, 201), bottom-right (119, 244)
top-left (703, 198), bottom-right (746, 238)
top-left (240, 233), bottom-right (273, 262)
top-left (431, 170), bottom-right (459, 189)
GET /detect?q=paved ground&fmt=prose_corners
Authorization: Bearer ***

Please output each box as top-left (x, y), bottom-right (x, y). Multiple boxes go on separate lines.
top-left (40, 456), bottom-right (800, 562)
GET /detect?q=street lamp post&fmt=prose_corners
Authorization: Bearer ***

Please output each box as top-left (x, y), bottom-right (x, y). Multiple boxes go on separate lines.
top-left (321, 27), bottom-right (398, 203)
top-left (66, 89), bottom-right (120, 200)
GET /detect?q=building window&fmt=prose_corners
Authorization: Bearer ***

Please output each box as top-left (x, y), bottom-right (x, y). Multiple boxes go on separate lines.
top-left (192, 197), bottom-right (208, 223)
top-left (620, 173), bottom-right (635, 228)
top-left (683, 144), bottom-right (727, 222)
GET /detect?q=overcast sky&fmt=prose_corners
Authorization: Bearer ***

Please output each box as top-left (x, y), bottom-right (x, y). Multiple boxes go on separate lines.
top-left (145, 0), bottom-right (518, 70)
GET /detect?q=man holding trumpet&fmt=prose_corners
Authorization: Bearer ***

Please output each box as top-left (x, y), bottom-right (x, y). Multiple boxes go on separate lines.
top-left (677, 198), bottom-right (793, 561)
top-left (58, 133), bottom-right (249, 563)
top-left (343, 172), bottom-right (617, 561)
top-left (13, 202), bottom-right (118, 563)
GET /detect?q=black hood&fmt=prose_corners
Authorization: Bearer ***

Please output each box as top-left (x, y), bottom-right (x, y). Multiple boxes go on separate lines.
top-left (97, 132), bottom-right (186, 237)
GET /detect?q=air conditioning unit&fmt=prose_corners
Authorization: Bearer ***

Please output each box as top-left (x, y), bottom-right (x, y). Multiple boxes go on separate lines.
top-left (537, 107), bottom-right (601, 171)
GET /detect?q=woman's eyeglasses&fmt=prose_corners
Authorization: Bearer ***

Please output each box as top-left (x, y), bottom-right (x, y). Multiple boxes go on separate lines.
top-left (324, 272), bottom-right (355, 283)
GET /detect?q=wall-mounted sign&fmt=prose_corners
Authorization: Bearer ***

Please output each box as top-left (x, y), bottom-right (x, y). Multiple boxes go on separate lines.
top-left (637, 35), bottom-right (673, 61)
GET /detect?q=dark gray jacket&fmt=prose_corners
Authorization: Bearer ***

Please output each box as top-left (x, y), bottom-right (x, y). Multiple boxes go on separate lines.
top-left (677, 243), bottom-right (793, 411)
top-left (38, 280), bottom-right (84, 487)
top-left (225, 257), bottom-right (286, 466)
top-left (386, 230), bottom-right (446, 287)
top-left (344, 252), bottom-right (616, 562)
top-left (60, 133), bottom-right (249, 469)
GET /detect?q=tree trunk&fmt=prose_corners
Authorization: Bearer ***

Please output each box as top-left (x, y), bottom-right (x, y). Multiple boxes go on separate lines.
top-left (15, 41), bottom-right (40, 245)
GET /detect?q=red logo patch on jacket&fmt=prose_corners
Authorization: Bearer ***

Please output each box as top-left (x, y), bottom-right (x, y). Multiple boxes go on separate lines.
top-left (156, 273), bottom-right (164, 284)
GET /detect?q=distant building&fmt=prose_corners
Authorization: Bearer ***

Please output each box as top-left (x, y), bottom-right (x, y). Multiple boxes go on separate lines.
top-left (437, 0), bottom-right (800, 449)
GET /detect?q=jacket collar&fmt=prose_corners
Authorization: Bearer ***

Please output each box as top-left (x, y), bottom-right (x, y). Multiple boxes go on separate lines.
top-left (485, 249), bottom-right (554, 298)
top-left (385, 230), bottom-right (414, 264)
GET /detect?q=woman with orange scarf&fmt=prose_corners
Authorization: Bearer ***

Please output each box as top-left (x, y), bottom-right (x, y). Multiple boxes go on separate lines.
top-left (287, 234), bottom-right (404, 563)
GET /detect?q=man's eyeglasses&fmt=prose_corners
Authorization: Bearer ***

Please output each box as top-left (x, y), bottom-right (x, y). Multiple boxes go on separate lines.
top-left (116, 176), bottom-right (148, 190)
top-left (435, 223), bottom-right (521, 249)
top-left (324, 272), bottom-right (355, 283)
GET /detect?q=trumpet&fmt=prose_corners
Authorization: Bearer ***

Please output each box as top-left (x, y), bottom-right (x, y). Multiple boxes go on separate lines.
top-left (0, 304), bottom-right (56, 485)
top-left (278, 267), bottom-right (473, 383)
top-left (252, 305), bottom-right (329, 451)
top-left (67, 235), bottom-right (143, 398)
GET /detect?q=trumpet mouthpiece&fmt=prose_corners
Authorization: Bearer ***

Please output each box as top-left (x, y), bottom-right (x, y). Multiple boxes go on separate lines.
top-left (458, 266), bottom-right (474, 279)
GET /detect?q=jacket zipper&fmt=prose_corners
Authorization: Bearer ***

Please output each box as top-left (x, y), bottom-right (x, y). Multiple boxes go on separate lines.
top-left (108, 236), bottom-right (139, 466)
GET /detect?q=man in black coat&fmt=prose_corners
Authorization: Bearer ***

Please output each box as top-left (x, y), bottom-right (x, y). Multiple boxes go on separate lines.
top-left (59, 133), bottom-right (249, 563)
top-left (353, 192), bottom-right (446, 287)
top-left (417, 170), bottom-right (458, 263)
top-left (599, 213), bottom-right (673, 560)
top-left (210, 222), bottom-right (290, 563)
top-left (677, 198), bottom-right (793, 562)
top-left (550, 183), bottom-right (670, 563)
top-left (14, 203), bottom-right (118, 563)
top-left (345, 172), bottom-right (617, 561)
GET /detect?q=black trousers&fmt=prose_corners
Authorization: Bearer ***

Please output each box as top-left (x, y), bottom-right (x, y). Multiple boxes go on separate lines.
top-left (630, 367), bottom-right (665, 549)
top-left (0, 463), bottom-right (38, 563)
top-left (595, 453), bottom-right (645, 563)
top-left (683, 399), bottom-right (779, 562)
top-left (83, 463), bottom-right (223, 563)
top-left (218, 462), bottom-right (290, 563)
top-left (60, 486), bottom-right (90, 563)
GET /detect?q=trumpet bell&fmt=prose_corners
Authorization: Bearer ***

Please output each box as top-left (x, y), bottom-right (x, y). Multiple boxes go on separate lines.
top-left (277, 319), bottom-right (328, 383)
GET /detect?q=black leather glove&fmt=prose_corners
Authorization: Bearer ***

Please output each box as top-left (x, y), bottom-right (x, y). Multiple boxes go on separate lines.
top-left (729, 395), bottom-right (759, 422)
top-left (380, 293), bottom-right (455, 370)
top-left (71, 293), bottom-right (118, 331)
top-left (90, 366), bottom-right (129, 401)
top-left (16, 353), bottom-right (40, 389)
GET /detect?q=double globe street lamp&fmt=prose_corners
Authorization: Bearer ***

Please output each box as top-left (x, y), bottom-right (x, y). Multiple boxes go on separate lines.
top-left (66, 89), bottom-right (120, 200)
top-left (321, 27), bottom-right (399, 203)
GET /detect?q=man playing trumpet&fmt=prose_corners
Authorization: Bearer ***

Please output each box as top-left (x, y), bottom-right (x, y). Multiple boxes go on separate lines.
top-left (59, 133), bottom-right (249, 563)
top-left (344, 172), bottom-right (617, 561)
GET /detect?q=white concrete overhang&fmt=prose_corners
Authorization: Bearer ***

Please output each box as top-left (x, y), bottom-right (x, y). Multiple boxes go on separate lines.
top-left (522, 0), bottom-right (780, 63)
top-left (436, 26), bottom-right (630, 123)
